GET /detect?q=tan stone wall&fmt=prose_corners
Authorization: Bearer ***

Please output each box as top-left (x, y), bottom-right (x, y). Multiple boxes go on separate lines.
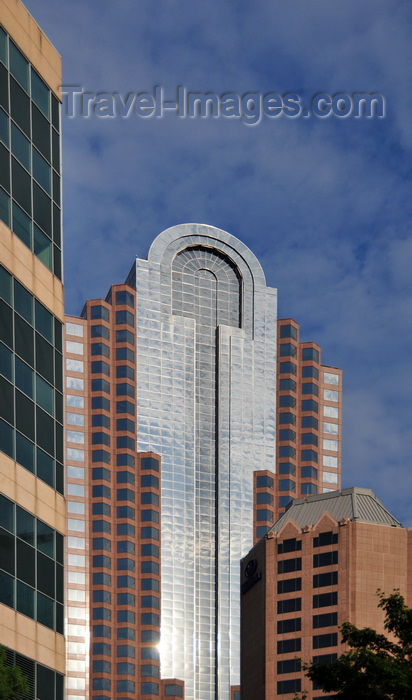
top-left (0, 222), bottom-right (64, 320)
top-left (0, 0), bottom-right (61, 96)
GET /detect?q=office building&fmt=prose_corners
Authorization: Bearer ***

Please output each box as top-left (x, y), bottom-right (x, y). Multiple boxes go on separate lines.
top-left (64, 223), bottom-right (341, 700)
top-left (241, 487), bottom-right (411, 699)
top-left (0, 1), bottom-right (65, 697)
top-left (64, 223), bottom-right (278, 700)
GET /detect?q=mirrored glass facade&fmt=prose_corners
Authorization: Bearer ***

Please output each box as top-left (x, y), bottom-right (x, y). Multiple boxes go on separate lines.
top-left (126, 224), bottom-right (278, 699)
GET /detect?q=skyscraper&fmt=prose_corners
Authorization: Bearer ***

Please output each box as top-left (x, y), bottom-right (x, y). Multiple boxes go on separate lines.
top-left (64, 223), bottom-right (342, 700)
top-left (0, 1), bottom-right (65, 697)
top-left (65, 223), bottom-right (278, 700)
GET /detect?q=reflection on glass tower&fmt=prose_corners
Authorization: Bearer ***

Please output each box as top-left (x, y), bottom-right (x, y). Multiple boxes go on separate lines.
top-left (126, 224), bottom-right (278, 700)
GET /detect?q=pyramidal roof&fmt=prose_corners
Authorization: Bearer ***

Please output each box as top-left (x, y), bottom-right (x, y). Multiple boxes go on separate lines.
top-left (270, 487), bottom-right (402, 533)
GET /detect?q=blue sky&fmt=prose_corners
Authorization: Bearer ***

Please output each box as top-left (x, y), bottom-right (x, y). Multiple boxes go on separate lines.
top-left (25, 0), bottom-right (412, 525)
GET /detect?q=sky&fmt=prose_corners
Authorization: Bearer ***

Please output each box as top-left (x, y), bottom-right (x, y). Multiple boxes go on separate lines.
top-left (24, 0), bottom-right (412, 525)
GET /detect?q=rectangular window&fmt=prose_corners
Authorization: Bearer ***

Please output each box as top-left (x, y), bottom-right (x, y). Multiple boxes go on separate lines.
top-left (302, 382), bottom-right (319, 396)
top-left (279, 429), bottom-right (296, 442)
top-left (117, 489), bottom-right (135, 503)
top-left (323, 421), bottom-right (338, 435)
top-left (279, 463), bottom-right (296, 476)
top-left (301, 450), bottom-right (318, 463)
top-left (116, 329), bottom-right (134, 344)
top-left (141, 474), bottom-right (159, 489)
top-left (91, 324), bottom-right (109, 339)
top-left (66, 340), bottom-right (83, 355)
top-left (279, 495), bottom-right (293, 508)
top-left (257, 509), bottom-right (274, 521)
top-left (313, 633), bottom-right (338, 649)
top-left (279, 412), bottom-right (296, 426)
top-left (301, 466), bottom-right (317, 479)
top-left (92, 450), bottom-right (110, 464)
top-left (92, 432), bottom-right (110, 446)
top-left (324, 372), bottom-right (339, 385)
top-left (116, 400), bottom-right (134, 415)
top-left (277, 658), bottom-right (301, 674)
top-left (91, 342), bottom-right (109, 358)
top-left (302, 399), bottom-right (318, 413)
top-left (279, 395), bottom-right (296, 408)
top-left (256, 492), bottom-right (274, 505)
top-left (279, 378), bottom-right (296, 392)
top-left (278, 558), bottom-right (301, 574)
top-left (324, 389), bottom-right (339, 402)
top-left (67, 395), bottom-right (84, 408)
top-left (66, 376), bottom-right (84, 391)
top-left (302, 347), bottom-right (319, 362)
top-left (116, 310), bottom-right (134, 326)
top-left (66, 358), bottom-right (84, 373)
top-left (91, 378), bottom-right (110, 394)
top-left (323, 455), bottom-right (338, 468)
top-left (313, 532), bottom-right (338, 548)
top-left (302, 365), bottom-right (319, 379)
top-left (324, 405), bottom-right (339, 419)
top-left (115, 290), bottom-right (134, 308)
top-left (302, 415), bottom-right (318, 429)
top-left (280, 343), bottom-right (297, 357)
top-left (313, 592), bottom-right (338, 608)
top-left (91, 361), bottom-right (110, 376)
top-left (279, 324), bottom-right (297, 340)
top-left (313, 551), bottom-right (338, 568)
top-left (90, 306), bottom-right (109, 322)
top-left (116, 347), bottom-right (134, 362)
top-left (279, 446), bottom-right (296, 459)
top-left (279, 361), bottom-right (297, 375)
top-left (301, 433), bottom-right (318, 446)
top-left (278, 538), bottom-right (302, 554)
top-left (67, 413), bottom-right (84, 426)
top-left (141, 456), bottom-right (160, 471)
top-left (323, 438), bottom-right (338, 451)
top-left (323, 471), bottom-right (338, 484)
top-left (313, 571), bottom-right (338, 588)
top-left (277, 597), bottom-right (301, 614)
top-left (313, 612), bottom-right (338, 628)
top-left (117, 471), bottom-right (135, 485)
top-left (141, 527), bottom-right (159, 540)
top-left (277, 679), bottom-right (301, 694)
top-left (141, 544), bottom-right (159, 558)
top-left (117, 558), bottom-right (135, 572)
top-left (277, 617), bottom-right (301, 634)
top-left (278, 578), bottom-right (302, 593)
top-left (277, 638), bottom-right (301, 654)
top-left (256, 475), bottom-right (274, 489)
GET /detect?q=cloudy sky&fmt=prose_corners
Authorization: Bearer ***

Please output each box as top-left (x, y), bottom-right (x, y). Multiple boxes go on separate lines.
top-left (25, 0), bottom-right (412, 525)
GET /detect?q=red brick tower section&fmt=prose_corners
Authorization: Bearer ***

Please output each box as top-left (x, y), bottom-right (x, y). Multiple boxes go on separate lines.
top-left (65, 284), bottom-right (184, 700)
top-left (275, 320), bottom-right (342, 521)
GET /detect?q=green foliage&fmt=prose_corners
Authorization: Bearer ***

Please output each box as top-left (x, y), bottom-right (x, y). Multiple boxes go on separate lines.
top-left (300, 591), bottom-right (412, 700)
top-left (0, 647), bottom-right (29, 700)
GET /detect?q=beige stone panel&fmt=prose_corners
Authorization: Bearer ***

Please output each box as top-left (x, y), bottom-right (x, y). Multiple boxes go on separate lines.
top-left (0, 0), bottom-right (61, 96)
top-left (0, 223), bottom-right (64, 319)
top-left (0, 453), bottom-right (66, 534)
top-left (0, 605), bottom-right (65, 672)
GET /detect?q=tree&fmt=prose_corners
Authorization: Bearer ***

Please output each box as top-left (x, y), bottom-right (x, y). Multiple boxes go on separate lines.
top-left (301, 591), bottom-right (412, 699)
top-left (0, 647), bottom-right (29, 700)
